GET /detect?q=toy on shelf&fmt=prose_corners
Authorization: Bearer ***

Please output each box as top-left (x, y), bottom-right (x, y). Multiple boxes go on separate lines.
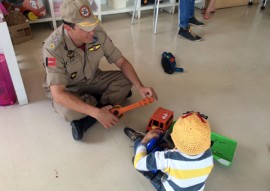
top-left (110, 97), bottom-right (155, 118)
top-left (144, 108), bottom-right (237, 168)
top-left (3, 0), bottom-right (46, 21)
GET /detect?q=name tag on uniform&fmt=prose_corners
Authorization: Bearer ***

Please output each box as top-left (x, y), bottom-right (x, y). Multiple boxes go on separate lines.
top-left (88, 44), bottom-right (101, 52)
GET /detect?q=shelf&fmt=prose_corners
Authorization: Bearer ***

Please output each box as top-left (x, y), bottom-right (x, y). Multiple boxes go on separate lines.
top-left (29, 14), bottom-right (53, 24)
top-left (100, 1), bottom-right (134, 15)
top-left (28, 0), bottom-right (177, 29)
top-left (140, 1), bottom-right (176, 11)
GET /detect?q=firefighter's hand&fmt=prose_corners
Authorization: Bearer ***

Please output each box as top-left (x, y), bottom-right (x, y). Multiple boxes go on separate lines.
top-left (95, 105), bottom-right (120, 128)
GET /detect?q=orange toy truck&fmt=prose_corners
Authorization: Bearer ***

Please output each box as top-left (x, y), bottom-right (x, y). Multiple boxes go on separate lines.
top-left (146, 107), bottom-right (174, 133)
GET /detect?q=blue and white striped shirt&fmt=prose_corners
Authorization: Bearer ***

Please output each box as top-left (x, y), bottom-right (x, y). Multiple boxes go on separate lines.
top-left (134, 143), bottom-right (214, 191)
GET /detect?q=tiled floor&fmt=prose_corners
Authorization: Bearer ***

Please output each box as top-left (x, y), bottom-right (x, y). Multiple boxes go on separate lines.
top-left (1, 4), bottom-right (270, 191)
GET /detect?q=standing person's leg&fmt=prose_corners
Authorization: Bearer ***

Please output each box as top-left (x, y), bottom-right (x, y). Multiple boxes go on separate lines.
top-left (178, 0), bottom-right (202, 41)
top-left (188, 0), bottom-right (205, 26)
top-left (179, 0), bottom-right (189, 28)
top-left (204, 0), bottom-right (216, 19)
top-left (188, 0), bottom-right (195, 19)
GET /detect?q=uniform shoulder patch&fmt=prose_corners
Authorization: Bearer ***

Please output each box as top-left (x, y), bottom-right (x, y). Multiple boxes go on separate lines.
top-left (46, 57), bottom-right (56, 67)
top-left (48, 33), bottom-right (62, 50)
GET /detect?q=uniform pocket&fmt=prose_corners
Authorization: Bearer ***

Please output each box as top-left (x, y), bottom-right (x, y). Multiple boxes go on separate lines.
top-left (66, 57), bottom-right (84, 84)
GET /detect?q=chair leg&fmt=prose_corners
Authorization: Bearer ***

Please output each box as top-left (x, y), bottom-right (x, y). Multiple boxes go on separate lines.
top-left (263, 0), bottom-right (267, 7)
top-left (261, 0), bottom-right (267, 10)
top-left (153, 0), bottom-right (160, 34)
top-left (131, 0), bottom-right (139, 25)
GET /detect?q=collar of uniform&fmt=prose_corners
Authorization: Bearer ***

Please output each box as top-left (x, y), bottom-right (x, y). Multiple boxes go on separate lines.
top-left (84, 35), bottom-right (98, 52)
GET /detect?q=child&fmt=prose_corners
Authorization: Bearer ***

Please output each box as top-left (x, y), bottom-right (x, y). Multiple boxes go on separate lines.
top-left (124, 111), bottom-right (214, 191)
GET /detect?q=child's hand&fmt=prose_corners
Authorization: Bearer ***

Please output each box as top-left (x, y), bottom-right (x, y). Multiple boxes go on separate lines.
top-left (141, 129), bottom-right (162, 144)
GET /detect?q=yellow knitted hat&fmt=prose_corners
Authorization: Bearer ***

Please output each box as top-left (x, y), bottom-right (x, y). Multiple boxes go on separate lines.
top-left (171, 112), bottom-right (211, 156)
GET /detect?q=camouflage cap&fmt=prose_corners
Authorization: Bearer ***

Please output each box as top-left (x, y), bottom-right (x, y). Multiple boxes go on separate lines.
top-left (60, 0), bottom-right (100, 32)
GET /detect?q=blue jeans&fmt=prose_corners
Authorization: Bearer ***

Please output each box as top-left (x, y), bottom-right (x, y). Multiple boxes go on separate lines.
top-left (179, 0), bottom-right (195, 28)
top-left (134, 139), bottom-right (166, 191)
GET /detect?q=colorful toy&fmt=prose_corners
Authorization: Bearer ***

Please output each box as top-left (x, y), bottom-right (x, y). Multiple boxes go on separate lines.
top-left (4, 0), bottom-right (46, 21)
top-left (110, 97), bottom-right (155, 118)
top-left (146, 107), bottom-right (174, 132)
top-left (210, 133), bottom-right (237, 167)
top-left (145, 108), bottom-right (237, 167)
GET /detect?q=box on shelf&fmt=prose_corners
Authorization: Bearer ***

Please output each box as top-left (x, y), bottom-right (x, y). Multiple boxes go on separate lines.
top-left (8, 23), bottom-right (32, 45)
top-left (5, 11), bottom-right (32, 45)
top-left (108, 0), bottom-right (126, 9)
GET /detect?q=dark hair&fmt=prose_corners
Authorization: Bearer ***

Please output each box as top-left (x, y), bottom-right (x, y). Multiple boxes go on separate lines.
top-left (62, 20), bottom-right (75, 29)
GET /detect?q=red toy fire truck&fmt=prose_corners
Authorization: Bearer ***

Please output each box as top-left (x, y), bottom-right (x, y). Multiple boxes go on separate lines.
top-left (146, 107), bottom-right (174, 133)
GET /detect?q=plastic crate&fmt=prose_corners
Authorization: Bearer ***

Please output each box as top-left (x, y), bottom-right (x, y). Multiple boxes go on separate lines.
top-left (211, 132), bottom-right (237, 167)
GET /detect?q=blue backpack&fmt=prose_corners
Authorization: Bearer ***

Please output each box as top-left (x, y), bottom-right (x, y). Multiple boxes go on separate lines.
top-left (161, 52), bottom-right (184, 74)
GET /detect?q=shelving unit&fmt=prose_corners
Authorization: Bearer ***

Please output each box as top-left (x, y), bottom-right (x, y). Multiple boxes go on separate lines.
top-left (29, 0), bottom-right (57, 29)
top-left (97, 0), bottom-right (134, 19)
top-left (138, 0), bottom-right (177, 18)
top-left (29, 0), bottom-right (178, 30)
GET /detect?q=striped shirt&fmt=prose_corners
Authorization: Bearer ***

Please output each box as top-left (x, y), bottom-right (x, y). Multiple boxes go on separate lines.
top-left (134, 143), bottom-right (214, 191)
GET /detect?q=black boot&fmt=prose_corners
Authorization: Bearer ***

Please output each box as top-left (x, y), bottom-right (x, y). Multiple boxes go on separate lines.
top-left (71, 116), bottom-right (97, 140)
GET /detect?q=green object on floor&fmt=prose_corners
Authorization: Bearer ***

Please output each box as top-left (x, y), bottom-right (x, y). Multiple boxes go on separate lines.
top-left (211, 132), bottom-right (237, 167)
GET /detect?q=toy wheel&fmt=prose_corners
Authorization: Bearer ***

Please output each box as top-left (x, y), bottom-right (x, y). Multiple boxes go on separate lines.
top-left (261, 6), bottom-right (265, 10)
top-left (111, 105), bottom-right (124, 118)
top-left (248, 2), bottom-right (253, 6)
top-left (28, 12), bottom-right (38, 21)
